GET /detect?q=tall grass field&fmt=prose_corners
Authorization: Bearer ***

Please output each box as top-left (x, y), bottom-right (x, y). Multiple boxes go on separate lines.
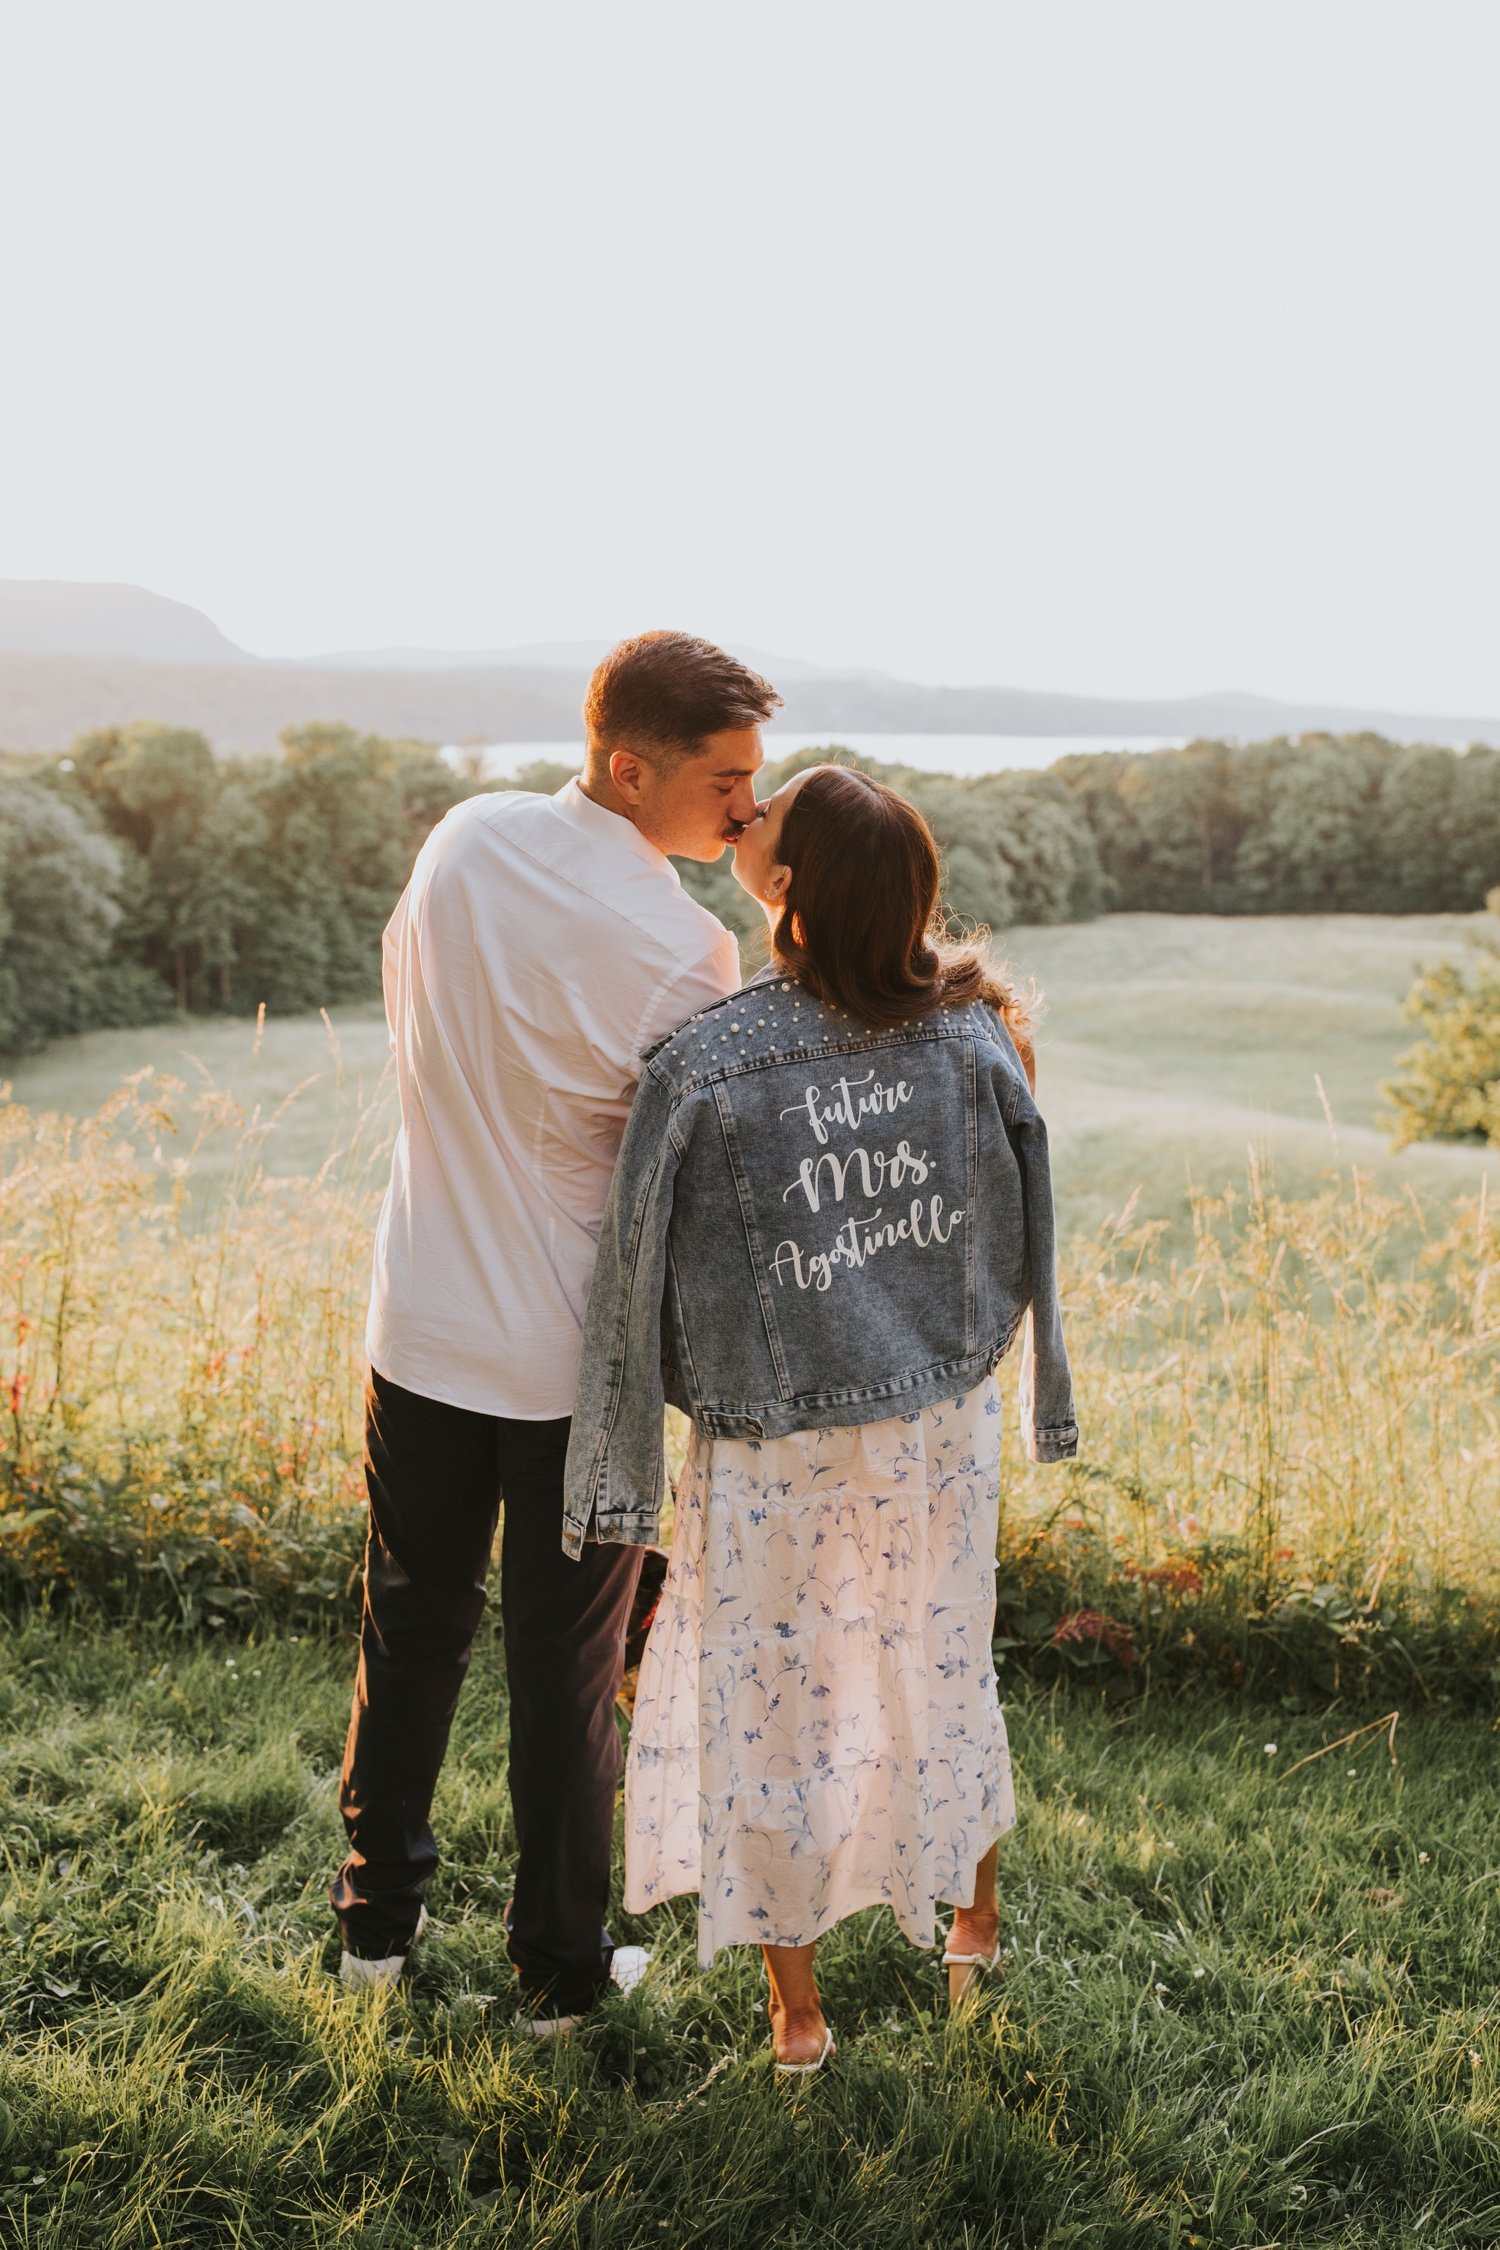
top-left (1, 912), bottom-right (1497, 2244)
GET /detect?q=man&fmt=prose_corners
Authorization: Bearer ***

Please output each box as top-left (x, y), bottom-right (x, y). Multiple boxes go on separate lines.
top-left (330, 631), bottom-right (778, 2030)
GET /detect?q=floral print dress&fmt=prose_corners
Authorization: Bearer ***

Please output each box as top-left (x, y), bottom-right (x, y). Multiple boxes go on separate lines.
top-left (624, 1383), bottom-right (1016, 1966)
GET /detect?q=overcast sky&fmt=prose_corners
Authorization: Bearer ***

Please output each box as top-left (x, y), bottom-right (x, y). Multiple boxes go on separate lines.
top-left (1, 2), bottom-right (1496, 709)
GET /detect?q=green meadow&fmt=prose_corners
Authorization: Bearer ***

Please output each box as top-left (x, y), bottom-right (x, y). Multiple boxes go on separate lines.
top-left (8, 911), bottom-right (1495, 1229)
top-left (1007, 912), bottom-right (1495, 1240)
top-left (2, 1616), bottom-right (1498, 2249)
top-left (2, 911), bottom-right (1498, 2246)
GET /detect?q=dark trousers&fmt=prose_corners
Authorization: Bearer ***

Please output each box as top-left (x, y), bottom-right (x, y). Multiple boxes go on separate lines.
top-left (329, 1367), bottom-right (644, 2014)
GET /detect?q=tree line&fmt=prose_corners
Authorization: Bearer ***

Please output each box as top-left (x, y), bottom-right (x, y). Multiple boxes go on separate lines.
top-left (0, 723), bottom-right (463, 1057)
top-left (3, 720), bottom-right (1499, 1062)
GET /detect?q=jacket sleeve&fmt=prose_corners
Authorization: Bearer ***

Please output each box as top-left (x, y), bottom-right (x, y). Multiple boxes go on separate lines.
top-left (562, 1060), bottom-right (686, 1558)
top-left (998, 1065), bottom-right (1080, 1465)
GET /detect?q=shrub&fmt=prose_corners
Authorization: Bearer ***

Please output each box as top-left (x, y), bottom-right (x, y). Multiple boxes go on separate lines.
top-left (1382, 889), bottom-right (1500, 1150)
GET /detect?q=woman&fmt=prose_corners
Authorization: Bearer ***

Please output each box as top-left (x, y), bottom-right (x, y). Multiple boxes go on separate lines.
top-left (564, 764), bottom-right (1078, 2069)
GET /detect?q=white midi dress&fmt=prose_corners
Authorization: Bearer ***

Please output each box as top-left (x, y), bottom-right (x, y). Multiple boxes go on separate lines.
top-left (623, 1383), bottom-right (1016, 1966)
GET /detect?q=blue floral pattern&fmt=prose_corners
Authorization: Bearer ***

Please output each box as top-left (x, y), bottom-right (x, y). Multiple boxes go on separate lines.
top-left (624, 1385), bottom-right (1015, 1966)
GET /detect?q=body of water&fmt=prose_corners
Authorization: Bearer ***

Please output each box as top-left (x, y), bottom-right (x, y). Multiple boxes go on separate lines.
top-left (450, 732), bottom-right (1188, 782)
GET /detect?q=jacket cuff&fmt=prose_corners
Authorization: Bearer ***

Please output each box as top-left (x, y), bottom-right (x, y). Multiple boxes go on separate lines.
top-left (561, 1504), bottom-right (662, 1560)
top-left (585, 1510), bottom-right (662, 1549)
top-left (1025, 1423), bottom-right (1079, 1465)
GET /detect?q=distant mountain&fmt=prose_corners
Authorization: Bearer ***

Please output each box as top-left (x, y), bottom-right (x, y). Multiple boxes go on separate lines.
top-left (0, 579), bottom-right (248, 665)
top-left (1, 579), bottom-right (1497, 752)
top-left (284, 640), bottom-right (613, 673)
top-left (0, 652), bottom-right (588, 753)
top-left (763, 678), bottom-right (1500, 747)
top-left (287, 639), bottom-right (833, 680)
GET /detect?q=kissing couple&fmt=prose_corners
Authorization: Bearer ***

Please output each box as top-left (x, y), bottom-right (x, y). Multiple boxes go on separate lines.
top-left (328, 632), bottom-right (1078, 2070)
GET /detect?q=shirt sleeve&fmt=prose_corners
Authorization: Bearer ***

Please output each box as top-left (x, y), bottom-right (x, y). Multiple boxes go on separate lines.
top-left (639, 926), bottom-right (742, 1053)
top-left (381, 885), bottom-right (411, 1055)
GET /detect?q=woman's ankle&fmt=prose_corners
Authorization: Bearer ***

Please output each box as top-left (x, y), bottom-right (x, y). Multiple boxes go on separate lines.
top-left (948, 1901), bottom-right (1000, 1951)
top-left (768, 1996), bottom-right (829, 2063)
top-left (762, 1940), bottom-right (821, 2044)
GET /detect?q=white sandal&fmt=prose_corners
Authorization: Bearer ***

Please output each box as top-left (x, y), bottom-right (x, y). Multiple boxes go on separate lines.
top-left (774, 2025), bottom-right (837, 2075)
top-left (941, 1937), bottom-right (1002, 2007)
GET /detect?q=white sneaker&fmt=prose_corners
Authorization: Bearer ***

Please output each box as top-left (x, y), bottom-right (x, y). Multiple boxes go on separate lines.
top-left (609, 1944), bottom-right (652, 1995)
top-left (515, 1944), bottom-right (652, 2038)
top-left (339, 1905), bottom-right (429, 1990)
top-left (516, 2009), bottom-right (587, 2040)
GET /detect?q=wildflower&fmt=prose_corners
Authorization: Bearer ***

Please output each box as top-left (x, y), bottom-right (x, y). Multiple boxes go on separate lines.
top-left (1264, 1743), bottom-right (1278, 1756)
top-left (1419, 1851), bottom-right (1430, 1864)
top-left (1053, 1609), bottom-right (1136, 1669)
top-left (1124, 1557), bottom-right (1203, 1596)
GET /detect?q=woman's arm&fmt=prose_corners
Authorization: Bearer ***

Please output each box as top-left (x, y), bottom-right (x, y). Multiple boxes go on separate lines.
top-left (562, 1061), bottom-right (688, 1559)
top-left (994, 1055), bottom-right (1078, 1464)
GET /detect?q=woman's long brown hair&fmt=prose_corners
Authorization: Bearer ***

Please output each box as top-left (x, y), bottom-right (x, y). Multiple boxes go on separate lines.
top-left (771, 765), bottom-right (1036, 1085)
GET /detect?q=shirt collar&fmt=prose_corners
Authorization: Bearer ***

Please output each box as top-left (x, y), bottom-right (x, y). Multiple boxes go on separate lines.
top-left (554, 777), bottom-right (680, 883)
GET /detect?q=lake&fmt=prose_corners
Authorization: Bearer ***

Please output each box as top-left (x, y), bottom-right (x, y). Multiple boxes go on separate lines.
top-left (449, 732), bottom-right (1188, 782)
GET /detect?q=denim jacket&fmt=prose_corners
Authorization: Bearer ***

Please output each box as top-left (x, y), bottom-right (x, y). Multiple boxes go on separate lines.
top-left (561, 969), bottom-right (1079, 1558)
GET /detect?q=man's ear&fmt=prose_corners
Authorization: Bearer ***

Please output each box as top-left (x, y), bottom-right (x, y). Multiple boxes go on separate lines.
top-left (608, 748), bottom-right (648, 806)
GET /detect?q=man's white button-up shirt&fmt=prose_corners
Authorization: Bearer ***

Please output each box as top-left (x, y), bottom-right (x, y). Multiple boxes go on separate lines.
top-left (367, 779), bottom-right (742, 1419)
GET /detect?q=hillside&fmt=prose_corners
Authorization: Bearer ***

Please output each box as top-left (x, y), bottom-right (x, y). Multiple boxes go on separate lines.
top-left (0, 578), bottom-right (247, 664)
top-left (3, 579), bottom-right (1500, 753)
top-left (0, 649), bottom-right (587, 752)
top-left (7, 646), bottom-right (1500, 757)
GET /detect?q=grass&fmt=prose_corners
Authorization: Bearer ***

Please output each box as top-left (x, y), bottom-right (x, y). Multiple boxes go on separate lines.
top-left (3, 934), bottom-right (1498, 1694)
top-left (1002, 913), bottom-right (1496, 1243)
top-left (1, 1611), bottom-right (1497, 2248)
top-left (1, 1005), bottom-right (392, 1193)
top-left (1, 917), bottom-right (1498, 2240)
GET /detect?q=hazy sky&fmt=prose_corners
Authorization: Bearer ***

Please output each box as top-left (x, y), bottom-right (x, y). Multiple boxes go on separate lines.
top-left (2, 2), bottom-right (1497, 709)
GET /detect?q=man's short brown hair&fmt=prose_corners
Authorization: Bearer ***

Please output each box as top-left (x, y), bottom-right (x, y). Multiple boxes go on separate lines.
top-left (583, 631), bottom-right (781, 764)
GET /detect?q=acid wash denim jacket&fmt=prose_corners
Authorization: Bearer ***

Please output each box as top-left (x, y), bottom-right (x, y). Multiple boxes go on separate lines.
top-left (561, 969), bottom-right (1079, 1559)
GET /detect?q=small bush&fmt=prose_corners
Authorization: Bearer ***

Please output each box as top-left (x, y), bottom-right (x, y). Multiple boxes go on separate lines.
top-left (1384, 890), bottom-right (1500, 1150)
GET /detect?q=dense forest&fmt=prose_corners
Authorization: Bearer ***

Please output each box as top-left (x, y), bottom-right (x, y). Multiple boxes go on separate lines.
top-left (3, 720), bottom-right (1500, 1061)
